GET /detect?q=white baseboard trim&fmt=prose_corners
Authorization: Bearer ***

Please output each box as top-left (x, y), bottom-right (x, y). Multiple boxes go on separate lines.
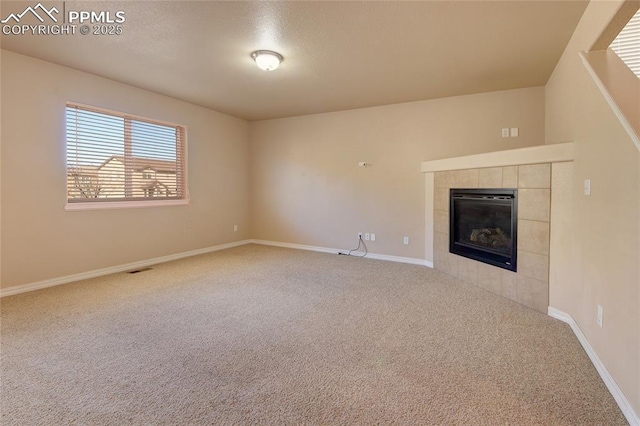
top-left (0, 240), bottom-right (252, 298)
top-left (548, 307), bottom-right (640, 426)
top-left (250, 239), bottom-right (433, 267)
top-left (1, 238), bottom-right (434, 297)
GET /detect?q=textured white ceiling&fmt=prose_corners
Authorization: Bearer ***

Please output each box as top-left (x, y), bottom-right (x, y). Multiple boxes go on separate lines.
top-left (1, 1), bottom-right (588, 121)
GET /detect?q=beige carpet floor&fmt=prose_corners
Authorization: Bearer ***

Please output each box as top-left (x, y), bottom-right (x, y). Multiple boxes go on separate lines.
top-left (0, 244), bottom-right (627, 425)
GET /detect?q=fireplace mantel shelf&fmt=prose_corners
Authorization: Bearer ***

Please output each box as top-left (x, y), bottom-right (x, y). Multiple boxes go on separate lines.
top-left (421, 142), bottom-right (574, 173)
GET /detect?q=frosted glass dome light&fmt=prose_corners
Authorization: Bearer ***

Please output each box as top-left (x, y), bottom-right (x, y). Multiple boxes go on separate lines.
top-left (251, 50), bottom-right (284, 71)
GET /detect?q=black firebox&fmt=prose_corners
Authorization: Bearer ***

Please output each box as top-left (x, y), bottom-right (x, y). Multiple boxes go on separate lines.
top-left (449, 189), bottom-right (517, 272)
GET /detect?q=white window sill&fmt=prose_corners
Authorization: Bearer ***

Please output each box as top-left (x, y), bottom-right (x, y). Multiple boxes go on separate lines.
top-left (65, 199), bottom-right (189, 211)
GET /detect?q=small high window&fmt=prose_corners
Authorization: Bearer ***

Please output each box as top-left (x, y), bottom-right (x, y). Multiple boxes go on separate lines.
top-left (66, 103), bottom-right (188, 209)
top-left (610, 9), bottom-right (640, 78)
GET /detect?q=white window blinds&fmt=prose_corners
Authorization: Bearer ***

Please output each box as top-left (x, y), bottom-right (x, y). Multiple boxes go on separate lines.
top-left (66, 103), bottom-right (187, 204)
top-left (610, 9), bottom-right (640, 78)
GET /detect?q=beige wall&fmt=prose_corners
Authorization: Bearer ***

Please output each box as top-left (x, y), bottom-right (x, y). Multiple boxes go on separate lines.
top-left (1, 50), bottom-right (251, 289)
top-left (250, 87), bottom-right (545, 259)
top-left (545, 0), bottom-right (640, 415)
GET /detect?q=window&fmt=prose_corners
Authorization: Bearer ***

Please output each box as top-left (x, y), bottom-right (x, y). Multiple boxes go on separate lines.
top-left (610, 8), bottom-right (640, 78)
top-left (66, 103), bottom-right (187, 209)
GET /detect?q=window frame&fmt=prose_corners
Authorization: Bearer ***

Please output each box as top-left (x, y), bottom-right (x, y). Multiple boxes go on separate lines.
top-left (64, 102), bottom-right (189, 211)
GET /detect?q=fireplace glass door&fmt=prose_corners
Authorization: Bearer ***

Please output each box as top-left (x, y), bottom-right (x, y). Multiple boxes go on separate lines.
top-left (450, 189), bottom-right (517, 271)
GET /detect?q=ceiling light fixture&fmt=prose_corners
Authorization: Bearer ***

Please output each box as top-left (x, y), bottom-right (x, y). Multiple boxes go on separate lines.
top-left (251, 50), bottom-right (283, 71)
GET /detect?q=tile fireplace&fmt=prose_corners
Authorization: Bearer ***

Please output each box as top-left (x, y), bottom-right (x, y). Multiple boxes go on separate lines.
top-left (421, 143), bottom-right (576, 312)
top-left (450, 188), bottom-right (518, 272)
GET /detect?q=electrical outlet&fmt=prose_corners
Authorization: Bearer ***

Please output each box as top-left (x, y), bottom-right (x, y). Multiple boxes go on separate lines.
top-left (233, 224), bottom-right (238, 232)
top-left (358, 232), bottom-right (363, 239)
top-left (371, 233), bottom-right (376, 242)
top-left (365, 233), bottom-right (370, 241)
top-left (501, 128), bottom-right (510, 138)
top-left (403, 236), bottom-right (410, 245)
top-left (597, 305), bottom-right (604, 328)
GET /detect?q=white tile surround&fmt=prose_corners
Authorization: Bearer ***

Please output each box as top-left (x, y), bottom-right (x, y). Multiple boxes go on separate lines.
top-left (422, 143), bottom-right (574, 312)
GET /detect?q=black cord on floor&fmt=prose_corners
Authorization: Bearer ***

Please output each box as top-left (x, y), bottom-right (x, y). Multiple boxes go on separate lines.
top-left (338, 235), bottom-right (368, 258)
